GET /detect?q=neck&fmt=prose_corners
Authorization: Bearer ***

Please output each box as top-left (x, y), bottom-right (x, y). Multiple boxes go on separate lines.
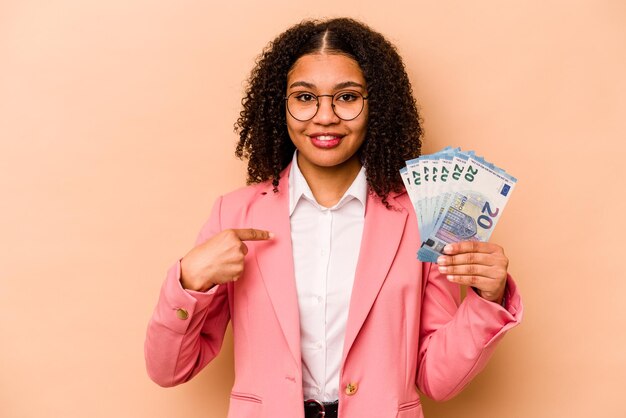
top-left (297, 154), bottom-right (362, 208)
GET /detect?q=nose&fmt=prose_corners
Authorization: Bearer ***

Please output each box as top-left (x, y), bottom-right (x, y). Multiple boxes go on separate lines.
top-left (312, 95), bottom-right (340, 125)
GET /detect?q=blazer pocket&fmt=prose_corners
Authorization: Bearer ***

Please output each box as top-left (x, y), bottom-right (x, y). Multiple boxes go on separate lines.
top-left (396, 398), bottom-right (422, 418)
top-left (230, 391), bottom-right (263, 404)
top-left (228, 391), bottom-right (264, 418)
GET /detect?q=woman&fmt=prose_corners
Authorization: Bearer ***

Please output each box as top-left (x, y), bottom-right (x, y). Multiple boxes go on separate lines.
top-left (145, 18), bottom-right (522, 418)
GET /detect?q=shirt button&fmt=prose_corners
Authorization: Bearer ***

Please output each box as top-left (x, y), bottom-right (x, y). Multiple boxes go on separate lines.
top-left (345, 382), bottom-right (358, 396)
top-left (315, 342), bottom-right (323, 349)
top-left (175, 308), bottom-right (189, 320)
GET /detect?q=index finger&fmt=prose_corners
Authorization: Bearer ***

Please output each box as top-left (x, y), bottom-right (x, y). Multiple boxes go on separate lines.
top-left (443, 241), bottom-right (501, 255)
top-left (232, 228), bottom-right (274, 241)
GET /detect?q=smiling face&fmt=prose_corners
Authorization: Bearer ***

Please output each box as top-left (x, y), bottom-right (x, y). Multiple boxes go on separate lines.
top-left (286, 53), bottom-right (368, 179)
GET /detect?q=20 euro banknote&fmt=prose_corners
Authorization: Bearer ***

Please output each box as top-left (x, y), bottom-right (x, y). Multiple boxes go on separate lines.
top-left (401, 148), bottom-right (517, 263)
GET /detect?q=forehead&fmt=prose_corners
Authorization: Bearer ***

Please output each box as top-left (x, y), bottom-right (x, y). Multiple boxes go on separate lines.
top-left (287, 53), bottom-right (365, 89)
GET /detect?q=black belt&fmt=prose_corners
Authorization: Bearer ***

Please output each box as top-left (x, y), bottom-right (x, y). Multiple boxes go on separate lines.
top-left (304, 399), bottom-right (339, 418)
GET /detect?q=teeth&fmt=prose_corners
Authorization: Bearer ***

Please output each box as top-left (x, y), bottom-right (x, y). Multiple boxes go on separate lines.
top-left (316, 135), bottom-right (337, 141)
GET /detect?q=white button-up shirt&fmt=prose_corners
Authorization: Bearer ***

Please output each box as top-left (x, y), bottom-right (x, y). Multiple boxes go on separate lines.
top-left (288, 152), bottom-right (367, 401)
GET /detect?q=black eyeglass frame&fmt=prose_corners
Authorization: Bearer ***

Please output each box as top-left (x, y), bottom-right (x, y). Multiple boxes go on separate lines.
top-left (284, 91), bottom-right (369, 122)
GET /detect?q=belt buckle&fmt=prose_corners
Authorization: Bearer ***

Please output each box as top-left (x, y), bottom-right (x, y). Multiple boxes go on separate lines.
top-left (304, 399), bottom-right (325, 417)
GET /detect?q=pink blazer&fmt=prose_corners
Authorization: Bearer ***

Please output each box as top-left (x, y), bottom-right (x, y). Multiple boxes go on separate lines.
top-left (145, 166), bottom-right (523, 418)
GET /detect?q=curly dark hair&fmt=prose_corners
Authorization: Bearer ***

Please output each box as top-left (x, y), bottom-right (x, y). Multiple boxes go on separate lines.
top-left (234, 17), bottom-right (422, 205)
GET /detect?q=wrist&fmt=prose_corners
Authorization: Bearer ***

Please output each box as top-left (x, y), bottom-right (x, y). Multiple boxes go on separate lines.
top-left (180, 257), bottom-right (201, 291)
top-left (472, 285), bottom-right (507, 307)
top-left (180, 258), bottom-right (218, 292)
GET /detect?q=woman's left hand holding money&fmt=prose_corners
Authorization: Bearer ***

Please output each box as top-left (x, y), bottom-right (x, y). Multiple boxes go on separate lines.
top-left (436, 241), bottom-right (508, 305)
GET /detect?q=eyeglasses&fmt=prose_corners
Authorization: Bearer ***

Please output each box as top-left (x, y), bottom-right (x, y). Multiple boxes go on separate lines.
top-left (285, 90), bottom-right (369, 121)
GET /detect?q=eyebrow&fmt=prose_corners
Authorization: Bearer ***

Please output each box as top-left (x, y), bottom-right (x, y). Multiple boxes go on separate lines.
top-left (288, 81), bottom-right (365, 90)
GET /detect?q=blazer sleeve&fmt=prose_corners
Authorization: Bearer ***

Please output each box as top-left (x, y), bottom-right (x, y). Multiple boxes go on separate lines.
top-left (416, 261), bottom-right (523, 401)
top-left (144, 196), bottom-right (231, 387)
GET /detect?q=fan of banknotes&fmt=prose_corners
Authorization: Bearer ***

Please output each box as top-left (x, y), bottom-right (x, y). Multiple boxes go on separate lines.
top-left (400, 147), bottom-right (517, 263)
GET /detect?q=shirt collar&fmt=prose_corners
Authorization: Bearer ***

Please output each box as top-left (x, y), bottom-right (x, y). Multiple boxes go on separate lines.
top-left (288, 151), bottom-right (368, 216)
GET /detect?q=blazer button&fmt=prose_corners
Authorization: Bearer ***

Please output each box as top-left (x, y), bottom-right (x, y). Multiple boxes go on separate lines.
top-left (345, 382), bottom-right (358, 396)
top-left (176, 308), bottom-right (189, 320)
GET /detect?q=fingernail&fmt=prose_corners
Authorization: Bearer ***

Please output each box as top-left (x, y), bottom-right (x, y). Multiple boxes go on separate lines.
top-left (268, 232), bottom-right (275, 239)
top-left (443, 245), bottom-right (453, 254)
top-left (437, 256), bottom-right (446, 265)
top-left (447, 275), bottom-right (454, 281)
top-left (438, 266), bottom-right (447, 273)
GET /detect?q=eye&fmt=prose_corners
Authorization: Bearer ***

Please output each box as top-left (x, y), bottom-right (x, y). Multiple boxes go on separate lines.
top-left (293, 92), bottom-right (317, 102)
top-left (335, 91), bottom-right (360, 103)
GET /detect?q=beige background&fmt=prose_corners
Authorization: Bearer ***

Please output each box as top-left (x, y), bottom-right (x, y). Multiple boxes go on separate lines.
top-left (1, 0), bottom-right (625, 417)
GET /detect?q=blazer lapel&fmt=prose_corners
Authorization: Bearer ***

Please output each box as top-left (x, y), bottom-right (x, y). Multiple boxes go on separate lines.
top-left (341, 192), bottom-right (408, 365)
top-left (251, 167), bottom-right (302, 371)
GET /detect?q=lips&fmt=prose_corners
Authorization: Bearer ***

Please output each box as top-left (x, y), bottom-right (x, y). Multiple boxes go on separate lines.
top-left (308, 133), bottom-right (345, 149)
